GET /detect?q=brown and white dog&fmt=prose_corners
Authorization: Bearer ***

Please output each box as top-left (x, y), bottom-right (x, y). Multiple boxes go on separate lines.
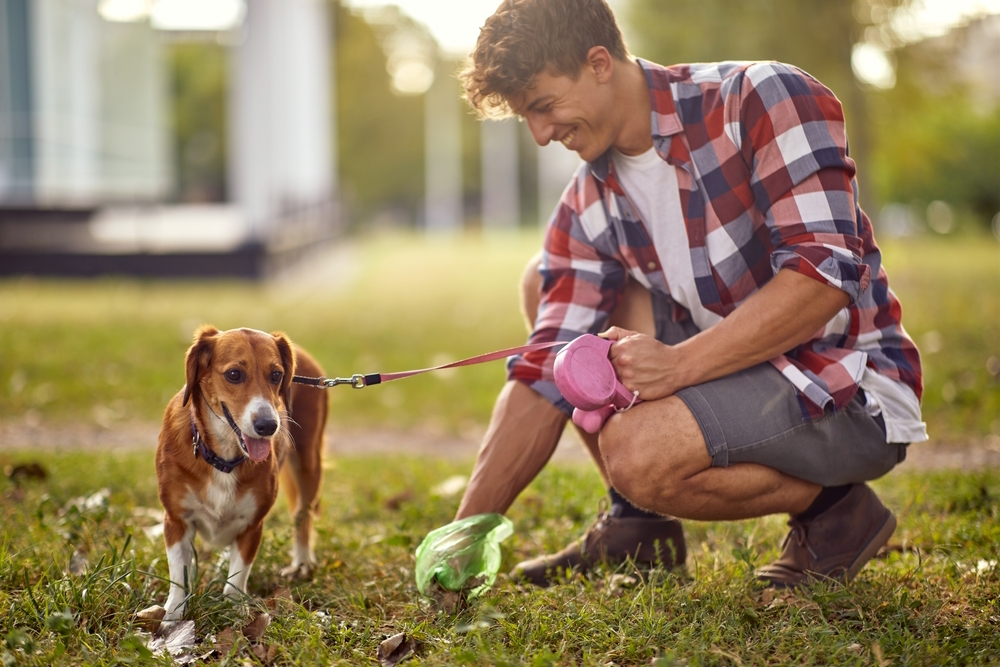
top-left (156, 325), bottom-right (328, 621)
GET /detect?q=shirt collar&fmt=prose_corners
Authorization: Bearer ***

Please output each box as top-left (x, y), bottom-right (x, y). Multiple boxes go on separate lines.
top-left (590, 58), bottom-right (683, 182)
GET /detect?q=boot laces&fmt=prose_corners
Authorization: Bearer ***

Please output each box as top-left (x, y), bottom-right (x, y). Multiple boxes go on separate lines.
top-left (786, 519), bottom-right (819, 561)
top-left (580, 498), bottom-right (613, 552)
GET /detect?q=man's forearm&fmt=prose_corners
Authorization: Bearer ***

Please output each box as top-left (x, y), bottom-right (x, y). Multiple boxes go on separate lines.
top-left (455, 380), bottom-right (568, 519)
top-left (678, 269), bottom-right (850, 385)
top-left (608, 269), bottom-right (851, 400)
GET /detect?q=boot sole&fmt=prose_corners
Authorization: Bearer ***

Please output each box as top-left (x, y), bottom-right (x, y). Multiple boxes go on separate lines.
top-left (845, 510), bottom-right (897, 582)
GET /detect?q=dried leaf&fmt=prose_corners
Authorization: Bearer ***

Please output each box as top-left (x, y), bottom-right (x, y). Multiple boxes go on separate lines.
top-left (760, 588), bottom-right (776, 606)
top-left (68, 548), bottom-right (89, 576)
top-left (4, 462), bottom-right (48, 481)
top-left (430, 475), bottom-right (467, 498)
top-left (242, 612), bottom-right (271, 643)
top-left (266, 585), bottom-right (293, 611)
top-left (135, 605), bottom-right (166, 633)
top-left (384, 488), bottom-right (415, 510)
top-left (215, 627), bottom-right (239, 655)
top-left (147, 620), bottom-right (197, 658)
top-left (377, 632), bottom-right (418, 667)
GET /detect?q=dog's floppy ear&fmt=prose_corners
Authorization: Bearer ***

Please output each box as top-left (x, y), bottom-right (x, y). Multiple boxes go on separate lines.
top-left (271, 331), bottom-right (296, 410)
top-left (183, 325), bottom-right (220, 406)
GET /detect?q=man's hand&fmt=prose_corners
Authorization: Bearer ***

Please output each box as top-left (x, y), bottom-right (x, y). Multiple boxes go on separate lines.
top-left (602, 328), bottom-right (683, 401)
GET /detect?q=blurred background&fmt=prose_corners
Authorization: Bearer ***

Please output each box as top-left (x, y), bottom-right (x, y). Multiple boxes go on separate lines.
top-left (0, 0), bottom-right (997, 443)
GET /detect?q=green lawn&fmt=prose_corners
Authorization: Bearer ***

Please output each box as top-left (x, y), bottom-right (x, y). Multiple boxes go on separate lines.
top-left (0, 229), bottom-right (997, 439)
top-left (0, 450), bottom-right (998, 665)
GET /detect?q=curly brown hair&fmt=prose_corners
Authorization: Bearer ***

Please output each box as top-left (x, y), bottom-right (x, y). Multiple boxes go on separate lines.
top-left (459, 0), bottom-right (629, 118)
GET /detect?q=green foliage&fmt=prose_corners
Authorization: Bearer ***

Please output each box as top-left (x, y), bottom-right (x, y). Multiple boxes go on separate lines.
top-left (167, 41), bottom-right (229, 203)
top-left (622, 0), bottom-right (999, 230)
top-left (334, 3), bottom-right (426, 226)
top-left (0, 451), bottom-right (998, 664)
top-left (0, 230), bottom-right (996, 438)
top-left (868, 32), bottom-right (1000, 227)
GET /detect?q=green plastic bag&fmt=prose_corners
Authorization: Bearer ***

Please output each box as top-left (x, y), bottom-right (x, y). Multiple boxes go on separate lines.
top-left (414, 513), bottom-right (514, 599)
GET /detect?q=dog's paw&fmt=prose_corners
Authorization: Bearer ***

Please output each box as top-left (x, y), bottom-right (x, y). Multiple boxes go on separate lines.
top-left (279, 562), bottom-right (315, 581)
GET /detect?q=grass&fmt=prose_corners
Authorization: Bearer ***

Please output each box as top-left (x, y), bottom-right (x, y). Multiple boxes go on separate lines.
top-left (0, 449), bottom-right (998, 665)
top-left (0, 229), bottom-right (998, 439)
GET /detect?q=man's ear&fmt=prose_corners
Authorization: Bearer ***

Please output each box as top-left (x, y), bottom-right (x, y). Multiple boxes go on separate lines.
top-left (271, 331), bottom-right (296, 411)
top-left (586, 45), bottom-right (614, 84)
top-left (183, 325), bottom-right (219, 406)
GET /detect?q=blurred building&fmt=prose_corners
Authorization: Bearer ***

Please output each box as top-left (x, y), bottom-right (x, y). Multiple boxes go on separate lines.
top-left (0, 0), bottom-right (169, 205)
top-left (0, 0), bottom-right (339, 278)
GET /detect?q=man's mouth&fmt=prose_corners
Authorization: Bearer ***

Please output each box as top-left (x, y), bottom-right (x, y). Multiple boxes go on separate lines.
top-left (560, 127), bottom-right (578, 148)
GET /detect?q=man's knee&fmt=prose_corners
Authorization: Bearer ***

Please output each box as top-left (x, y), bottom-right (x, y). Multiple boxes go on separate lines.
top-left (599, 400), bottom-right (710, 510)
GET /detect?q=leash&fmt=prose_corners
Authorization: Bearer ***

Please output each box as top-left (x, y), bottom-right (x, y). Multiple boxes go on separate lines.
top-left (291, 340), bottom-right (567, 389)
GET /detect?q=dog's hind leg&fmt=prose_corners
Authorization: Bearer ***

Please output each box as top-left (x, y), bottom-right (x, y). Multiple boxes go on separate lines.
top-left (163, 517), bottom-right (195, 622)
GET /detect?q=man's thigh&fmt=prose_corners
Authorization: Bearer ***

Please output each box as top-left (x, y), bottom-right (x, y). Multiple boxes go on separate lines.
top-left (648, 291), bottom-right (905, 487)
top-left (675, 363), bottom-right (907, 487)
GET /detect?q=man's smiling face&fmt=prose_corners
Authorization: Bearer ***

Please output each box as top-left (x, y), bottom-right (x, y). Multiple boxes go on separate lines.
top-left (511, 59), bottom-right (619, 163)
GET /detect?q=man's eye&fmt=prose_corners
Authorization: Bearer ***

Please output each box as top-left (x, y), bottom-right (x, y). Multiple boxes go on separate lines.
top-left (270, 371), bottom-right (283, 385)
top-left (225, 369), bottom-right (243, 383)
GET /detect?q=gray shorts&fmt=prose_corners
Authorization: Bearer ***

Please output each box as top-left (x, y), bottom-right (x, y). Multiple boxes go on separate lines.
top-left (651, 295), bottom-right (907, 487)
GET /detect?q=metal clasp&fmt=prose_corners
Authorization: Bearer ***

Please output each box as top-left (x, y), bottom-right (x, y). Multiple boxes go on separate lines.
top-left (321, 374), bottom-right (368, 389)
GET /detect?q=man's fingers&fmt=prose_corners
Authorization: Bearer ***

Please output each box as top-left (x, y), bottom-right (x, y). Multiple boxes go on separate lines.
top-left (600, 326), bottom-right (635, 341)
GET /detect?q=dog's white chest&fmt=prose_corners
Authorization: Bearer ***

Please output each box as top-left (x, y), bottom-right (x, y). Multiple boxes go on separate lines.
top-left (183, 474), bottom-right (258, 548)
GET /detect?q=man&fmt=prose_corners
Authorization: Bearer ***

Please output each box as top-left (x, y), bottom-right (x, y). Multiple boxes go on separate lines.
top-left (456, 0), bottom-right (926, 588)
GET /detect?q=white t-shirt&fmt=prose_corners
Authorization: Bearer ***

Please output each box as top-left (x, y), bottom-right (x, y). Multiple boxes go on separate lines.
top-left (610, 146), bottom-right (927, 443)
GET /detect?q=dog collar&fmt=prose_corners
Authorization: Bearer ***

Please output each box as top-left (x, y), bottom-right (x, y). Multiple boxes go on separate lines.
top-left (191, 420), bottom-right (246, 474)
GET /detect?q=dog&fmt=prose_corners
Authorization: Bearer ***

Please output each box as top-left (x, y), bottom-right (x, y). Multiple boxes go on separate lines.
top-left (156, 325), bottom-right (328, 621)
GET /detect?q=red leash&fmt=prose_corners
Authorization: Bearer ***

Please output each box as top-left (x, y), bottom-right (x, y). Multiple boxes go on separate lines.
top-left (291, 340), bottom-right (566, 389)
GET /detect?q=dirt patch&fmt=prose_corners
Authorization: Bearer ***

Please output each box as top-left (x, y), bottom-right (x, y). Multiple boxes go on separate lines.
top-left (1, 418), bottom-right (998, 470)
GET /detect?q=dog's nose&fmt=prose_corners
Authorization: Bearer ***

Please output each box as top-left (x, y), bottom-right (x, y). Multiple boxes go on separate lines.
top-left (253, 417), bottom-right (278, 436)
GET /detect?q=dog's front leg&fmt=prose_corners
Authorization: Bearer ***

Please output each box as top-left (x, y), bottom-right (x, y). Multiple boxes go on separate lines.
top-left (163, 516), bottom-right (195, 622)
top-left (226, 522), bottom-right (263, 601)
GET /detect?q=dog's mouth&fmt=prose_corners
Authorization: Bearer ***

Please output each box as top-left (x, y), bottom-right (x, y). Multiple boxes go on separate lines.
top-left (221, 403), bottom-right (272, 462)
top-left (241, 434), bottom-right (272, 462)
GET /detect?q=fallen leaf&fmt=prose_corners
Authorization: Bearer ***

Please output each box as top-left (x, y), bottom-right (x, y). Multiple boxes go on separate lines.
top-left (266, 586), bottom-right (293, 611)
top-left (377, 632), bottom-right (418, 667)
top-left (4, 462), bottom-right (48, 481)
top-left (135, 605), bottom-right (166, 633)
top-left (384, 488), bottom-right (415, 510)
top-left (147, 620), bottom-right (197, 659)
top-left (215, 627), bottom-right (240, 655)
top-left (242, 612), bottom-right (271, 643)
top-left (760, 588), bottom-right (776, 605)
top-left (430, 475), bottom-right (467, 498)
top-left (68, 548), bottom-right (89, 576)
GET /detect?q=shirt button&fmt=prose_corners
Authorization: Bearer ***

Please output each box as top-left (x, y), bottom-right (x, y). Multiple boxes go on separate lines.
top-left (647, 261), bottom-right (657, 270)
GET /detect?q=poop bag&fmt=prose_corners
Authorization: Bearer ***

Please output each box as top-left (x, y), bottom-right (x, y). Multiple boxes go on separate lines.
top-left (414, 513), bottom-right (514, 598)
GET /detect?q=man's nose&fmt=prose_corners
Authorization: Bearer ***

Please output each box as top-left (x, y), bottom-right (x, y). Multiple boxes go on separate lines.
top-left (525, 115), bottom-right (553, 146)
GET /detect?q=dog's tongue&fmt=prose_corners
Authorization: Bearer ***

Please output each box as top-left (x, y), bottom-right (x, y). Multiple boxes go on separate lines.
top-left (244, 436), bottom-right (271, 462)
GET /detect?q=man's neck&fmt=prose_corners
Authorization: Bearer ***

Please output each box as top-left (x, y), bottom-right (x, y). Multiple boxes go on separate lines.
top-left (610, 59), bottom-right (653, 157)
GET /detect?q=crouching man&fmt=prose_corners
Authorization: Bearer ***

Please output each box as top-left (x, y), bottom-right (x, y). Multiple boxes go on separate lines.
top-left (454, 0), bottom-right (926, 588)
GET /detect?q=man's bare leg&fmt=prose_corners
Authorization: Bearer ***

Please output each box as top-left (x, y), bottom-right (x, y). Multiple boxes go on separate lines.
top-left (600, 397), bottom-right (819, 520)
top-left (600, 396), bottom-right (897, 588)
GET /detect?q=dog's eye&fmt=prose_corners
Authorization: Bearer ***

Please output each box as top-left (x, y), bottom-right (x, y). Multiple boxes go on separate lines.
top-left (270, 371), bottom-right (283, 385)
top-left (225, 369), bottom-right (243, 383)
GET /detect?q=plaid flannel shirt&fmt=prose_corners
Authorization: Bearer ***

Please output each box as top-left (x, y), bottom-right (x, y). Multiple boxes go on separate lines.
top-left (507, 60), bottom-right (923, 419)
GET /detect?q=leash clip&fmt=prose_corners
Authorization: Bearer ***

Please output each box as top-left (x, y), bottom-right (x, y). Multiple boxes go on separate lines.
top-left (321, 374), bottom-right (367, 389)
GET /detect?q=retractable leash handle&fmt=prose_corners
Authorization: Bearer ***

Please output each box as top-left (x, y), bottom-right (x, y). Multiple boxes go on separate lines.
top-left (553, 334), bottom-right (642, 434)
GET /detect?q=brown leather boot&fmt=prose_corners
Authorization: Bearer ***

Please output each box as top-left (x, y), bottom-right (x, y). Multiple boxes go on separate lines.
top-left (755, 484), bottom-right (896, 588)
top-left (511, 505), bottom-right (686, 587)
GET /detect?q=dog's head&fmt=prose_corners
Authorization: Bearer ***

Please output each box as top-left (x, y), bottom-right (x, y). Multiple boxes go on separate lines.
top-left (183, 325), bottom-right (296, 462)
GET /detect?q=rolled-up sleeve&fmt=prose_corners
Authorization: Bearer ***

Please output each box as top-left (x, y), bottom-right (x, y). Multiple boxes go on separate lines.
top-left (506, 177), bottom-right (626, 415)
top-left (739, 62), bottom-right (871, 303)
